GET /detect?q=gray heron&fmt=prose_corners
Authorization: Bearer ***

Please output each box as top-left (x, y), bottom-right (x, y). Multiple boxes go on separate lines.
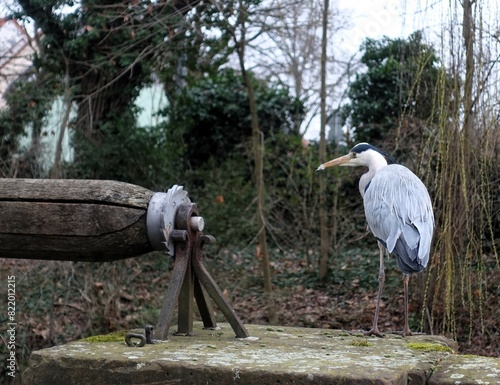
top-left (317, 143), bottom-right (434, 336)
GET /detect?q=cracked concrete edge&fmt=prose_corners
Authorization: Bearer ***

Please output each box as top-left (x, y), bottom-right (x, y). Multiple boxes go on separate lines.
top-left (429, 354), bottom-right (500, 385)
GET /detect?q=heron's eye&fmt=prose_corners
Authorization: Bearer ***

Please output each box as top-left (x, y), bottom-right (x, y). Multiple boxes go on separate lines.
top-left (351, 153), bottom-right (357, 158)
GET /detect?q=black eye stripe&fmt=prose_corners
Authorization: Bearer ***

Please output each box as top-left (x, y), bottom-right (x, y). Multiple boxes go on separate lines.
top-left (350, 143), bottom-right (398, 164)
top-left (351, 143), bottom-right (377, 154)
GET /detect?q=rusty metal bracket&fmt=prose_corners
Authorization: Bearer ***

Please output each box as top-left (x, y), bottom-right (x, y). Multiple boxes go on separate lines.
top-left (154, 202), bottom-right (249, 340)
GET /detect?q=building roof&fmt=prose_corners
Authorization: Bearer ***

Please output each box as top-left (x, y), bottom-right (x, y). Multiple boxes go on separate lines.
top-left (0, 18), bottom-right (33, 69)
top-left (0, 18), bottom-right (36, 108)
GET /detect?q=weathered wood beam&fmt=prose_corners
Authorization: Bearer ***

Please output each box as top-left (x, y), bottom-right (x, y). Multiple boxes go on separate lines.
top-left (0, 179), bottom-right (155, 262)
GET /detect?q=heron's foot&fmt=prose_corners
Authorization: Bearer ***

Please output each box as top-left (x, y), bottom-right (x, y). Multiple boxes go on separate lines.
top-left (362, 328), bottom-right (385, 338)
top-left (401, 328), bottom-right (413, 337)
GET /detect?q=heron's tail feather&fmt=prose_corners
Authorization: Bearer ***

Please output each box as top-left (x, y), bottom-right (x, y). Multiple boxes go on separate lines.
top-left (393, 238), bottom-right (426, 274)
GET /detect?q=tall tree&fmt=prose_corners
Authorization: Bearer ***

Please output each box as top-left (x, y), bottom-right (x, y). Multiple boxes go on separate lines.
top-left (461, 0), bottom-right (475, 142)
top-left (318, 0), bottom-right (329, 280)
top-left (263, 0), bottom-right (322, 133)
top-left (210, 0), bottom-right (301, 323)
top-left (234, 0), bottom-right (275, 324)
top-left (342, 31), bottom-right (444, 150)
top-left (261, 0), bottom-right (352, 136)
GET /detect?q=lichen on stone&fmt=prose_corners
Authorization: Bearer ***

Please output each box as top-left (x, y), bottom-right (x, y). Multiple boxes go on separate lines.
top-left (406, 342), bottom-right (453, 353)
top-left (459, 354), bottom-right (481, 358)
top-left (350, 339), bottom-right (372, 347)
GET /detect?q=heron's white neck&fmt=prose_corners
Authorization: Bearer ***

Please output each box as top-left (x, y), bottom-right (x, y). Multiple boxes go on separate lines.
top-left (359, 151), bottom-right (388, 198)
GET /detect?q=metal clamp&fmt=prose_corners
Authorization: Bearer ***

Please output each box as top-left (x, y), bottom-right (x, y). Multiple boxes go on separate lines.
top-left (125, 324), bottom-right (155, 347)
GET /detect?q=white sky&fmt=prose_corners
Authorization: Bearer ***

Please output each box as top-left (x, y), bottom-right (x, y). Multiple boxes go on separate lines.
top-left (337, 0), bottom-right (408, 52)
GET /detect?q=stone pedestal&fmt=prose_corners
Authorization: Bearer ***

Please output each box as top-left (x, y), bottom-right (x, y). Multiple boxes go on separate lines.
top-left (22, 323), bottom-right (488, 385)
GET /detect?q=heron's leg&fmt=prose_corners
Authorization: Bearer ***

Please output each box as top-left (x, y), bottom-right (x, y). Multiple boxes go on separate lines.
top-left (402, 273), bottom-right (413, 336)
top-left (363, 242), bottom-right (385, 337)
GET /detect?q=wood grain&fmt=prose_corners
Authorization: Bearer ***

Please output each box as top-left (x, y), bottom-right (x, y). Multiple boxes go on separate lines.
top-left (0, 178), bottom-right (158, 261)
top-left (0, 179), bottom-right (154, 208)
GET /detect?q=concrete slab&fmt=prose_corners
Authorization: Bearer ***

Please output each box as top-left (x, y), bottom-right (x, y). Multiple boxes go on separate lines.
top-left (429, 354), bottom-right (500, 385)
top-left (23, 323), bottom-right (462, 385)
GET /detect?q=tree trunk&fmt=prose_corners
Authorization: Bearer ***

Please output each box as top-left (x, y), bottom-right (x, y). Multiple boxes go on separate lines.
top-left (318, 0), bottom-right (330, 280)
top-left (235, 24), bottom-right (276, 322)
top-left (245, 68), bottom-right (276, 324)
top-left (51, 73), bottom-right (72, 179)
top-left (462, 0), bottom-right (475, 142)
top-left (460, 0), bottom-right (476, 255)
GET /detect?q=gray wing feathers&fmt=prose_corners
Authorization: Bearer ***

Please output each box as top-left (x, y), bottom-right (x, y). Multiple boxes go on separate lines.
top-left (363, 165), bottom-right (434, 274)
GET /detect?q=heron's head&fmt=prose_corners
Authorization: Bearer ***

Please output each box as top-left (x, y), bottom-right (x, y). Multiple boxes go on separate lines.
top-left (316, 143), bottom-right (395, 171)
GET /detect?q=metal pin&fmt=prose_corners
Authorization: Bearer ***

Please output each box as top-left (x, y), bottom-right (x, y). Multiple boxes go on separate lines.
top-left (145, 324), bottom-right (154, 344)
top-left (190, 216), bottom-right (204, 232)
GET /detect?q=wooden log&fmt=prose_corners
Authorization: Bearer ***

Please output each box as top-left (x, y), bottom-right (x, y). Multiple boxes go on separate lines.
top-left (0, 179), bottom-right (156, 262)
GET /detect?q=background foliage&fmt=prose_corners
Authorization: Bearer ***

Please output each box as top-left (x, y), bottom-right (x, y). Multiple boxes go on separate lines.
top-left (166, 68), bottom-right (305, 169)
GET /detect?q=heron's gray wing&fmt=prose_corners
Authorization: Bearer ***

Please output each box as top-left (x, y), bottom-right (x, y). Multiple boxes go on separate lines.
top-left (363, 165), bottom-right (434, 273)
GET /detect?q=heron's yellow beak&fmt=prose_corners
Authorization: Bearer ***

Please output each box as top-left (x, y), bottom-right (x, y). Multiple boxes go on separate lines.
top-left (316, 153), bottom-right (353, 171)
